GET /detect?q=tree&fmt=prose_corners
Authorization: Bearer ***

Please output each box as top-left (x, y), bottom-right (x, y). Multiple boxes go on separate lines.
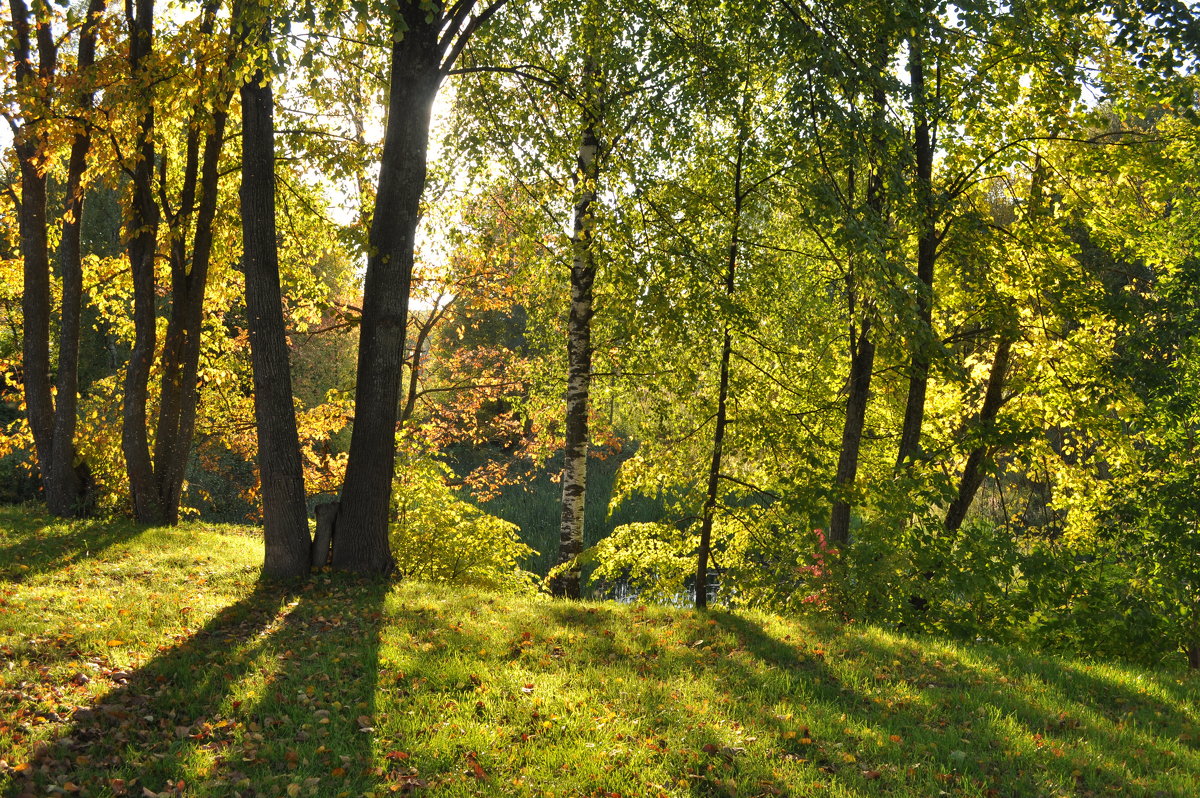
top-left (6, 0), bottom-right (108, 516)
top-left (330, 0), bottom-right (506, 574)
top-left (118, 0), bottom-right (239, 524)
top-left (237, 0), bottom-right (312, 579)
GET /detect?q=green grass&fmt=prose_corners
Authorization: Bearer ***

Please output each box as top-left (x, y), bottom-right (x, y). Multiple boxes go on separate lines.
top-left (1, 506), bottom-right (1199, 798)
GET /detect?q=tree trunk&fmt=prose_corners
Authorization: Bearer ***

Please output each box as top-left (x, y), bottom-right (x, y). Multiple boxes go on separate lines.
top-left (695, 121), bottom-right (746, 610)
top-left (118, 0), bottom-right (230, 524)
top-left (122, 0), bottom-right (163, 524)
top-left (944, 334), bottom-right (1012, 534)
top-left (240, 17), bottom-right (312, 580)
top-left (896, 27), bottom-right (938, 468)
top-left (829, 317), bottom-right (877, 546)
top-left (151, 109), bottom-right (228, 522)
top-left (331, 14), bottom-right (442, 575)
top-left (551, 69), bottom-right (601, 599)
top-left (9, 0), bottom-right (105, 517)
top-left (829, 61), bottom-right (888, 547)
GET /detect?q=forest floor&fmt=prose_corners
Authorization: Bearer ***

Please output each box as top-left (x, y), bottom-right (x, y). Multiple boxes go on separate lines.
top-left (0, 507), bottom-right (1198, 798)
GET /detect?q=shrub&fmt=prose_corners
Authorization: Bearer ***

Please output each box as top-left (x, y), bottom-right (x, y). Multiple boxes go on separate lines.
top-left (391, 457), bottom-right (538, 594)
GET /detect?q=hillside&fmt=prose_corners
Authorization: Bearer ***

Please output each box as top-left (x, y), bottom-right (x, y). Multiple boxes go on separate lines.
top-left (0, 507), bottom-right (1197, 797)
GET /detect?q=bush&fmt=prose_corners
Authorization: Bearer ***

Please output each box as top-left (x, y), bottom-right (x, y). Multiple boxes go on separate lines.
top-left (391, 457), bottom-right (539, 594)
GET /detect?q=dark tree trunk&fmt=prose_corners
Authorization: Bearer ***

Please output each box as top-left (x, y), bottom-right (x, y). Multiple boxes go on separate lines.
top-left (828, 318), bottom-right (877, 546)
top-left (695, 124), bottom-right (746, 610)
top-left (119, 0), bottom-right (230, 524)
top-left (151, 108), bottom-right (228, 522)
top-left (551, 74), bottom-right (601, 599)
top-left (695, 328), bottom-right (732, 609)
top-left (331, 15), bottom-right (442, 575)
top-left (9, 0), bottom-right (105, 517)
top-left (122, 0), bottom-right (163, 523)
top-left (944, 334), bottom-right (1012, 534)
top-left (240, 18), bottom-right (312, 580)
top-left (829, 64), bottom-right (888, 547)
top-left (896, 27), bottom-right (938, 468)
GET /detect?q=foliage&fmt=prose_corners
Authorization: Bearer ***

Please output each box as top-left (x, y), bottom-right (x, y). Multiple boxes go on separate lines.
top-left (391, 452), bottom-right (538, 594)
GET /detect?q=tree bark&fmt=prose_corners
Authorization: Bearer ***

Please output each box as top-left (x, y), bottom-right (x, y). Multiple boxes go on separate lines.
top-left (896, 26), bottom-right (938, 468)
top-left (122, 0), bottom-right (163, 523)
top-left (117, 0), bottom-right (232, 524)
top-left (9, 0), bottom-right (105, 516)
top-left (828, 317), bottom-right (877, 546)
top-left (240, 15), bottom-right (312, 580)
top-left (12, 0), bottom-right (57, 509)
top-left (828, 61), bottom-right (888, 547)
top-left (331, 13), bottom-right (442, 575)
top-left (695, 119), bottom-right (747, 610)
top-left (944, 334), bottom-right (1012, 534)
top-left (551, 62), bottom-right (602, 599)
top-left (150, 2), bottom-right (229, 523)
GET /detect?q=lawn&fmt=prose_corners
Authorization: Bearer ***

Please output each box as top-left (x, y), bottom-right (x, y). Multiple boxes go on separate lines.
top-left (1, 506), bottom-right (1198, 797)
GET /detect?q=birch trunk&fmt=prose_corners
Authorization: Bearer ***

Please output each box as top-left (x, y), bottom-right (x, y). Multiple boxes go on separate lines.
top-left (550, 56), bottom-right (602, 599)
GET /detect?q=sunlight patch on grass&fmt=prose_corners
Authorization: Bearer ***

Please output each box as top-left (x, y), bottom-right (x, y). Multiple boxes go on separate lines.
top-left (0, 507), bottom-right (1198, 797)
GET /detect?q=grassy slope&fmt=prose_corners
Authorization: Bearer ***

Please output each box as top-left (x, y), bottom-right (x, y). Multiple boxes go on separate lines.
top-left (0, 508), bottom-right (1198, 798)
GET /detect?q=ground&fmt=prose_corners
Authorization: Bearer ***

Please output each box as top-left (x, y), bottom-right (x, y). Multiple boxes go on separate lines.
top-left (0, 506), bottom-right (1198, 797)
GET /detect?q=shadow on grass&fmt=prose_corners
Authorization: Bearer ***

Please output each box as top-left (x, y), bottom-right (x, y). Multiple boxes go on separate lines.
top-left (6, 574), bottom-right (389, 797)
top-left (0, 508), bottom-right (144, 581)
top-left (709, 611), bottom-right (1198, 798)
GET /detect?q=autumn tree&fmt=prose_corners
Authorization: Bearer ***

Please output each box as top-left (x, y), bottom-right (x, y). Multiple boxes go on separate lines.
top-left (5, 0), bottom-right (109, 516)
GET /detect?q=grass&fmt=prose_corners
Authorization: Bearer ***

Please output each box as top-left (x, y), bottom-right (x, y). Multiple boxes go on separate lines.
top-left (1, 507), bottom-right (1199, 797)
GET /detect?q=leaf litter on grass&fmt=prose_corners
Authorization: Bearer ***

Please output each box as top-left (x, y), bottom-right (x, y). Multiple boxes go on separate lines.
top-left (1, 508), bottom-right (1199, 797)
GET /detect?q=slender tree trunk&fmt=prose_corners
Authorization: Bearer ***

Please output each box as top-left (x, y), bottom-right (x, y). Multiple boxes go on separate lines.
top-left (240, 12), bottom-right (312, 580)
top-left (944, 334), bottom-right (1012, 534)
top-left (119, 0), bottom-right (230, 523)
top-left (122, 0), bottom-right (163, 523)
top-left (695, 124), bottom-right (747, 610)
top-left (551, 71), bottom-right (601, 599)
top-left (152, 108), bottom-right (228, 522)
top-left (896, 27), bottom-right (938, 468)
top-left (331, 15), bottom-right (442, 575)
top-left (829, 56), bottom-right (888, 547)
top-left (829, 318), bottom-right (877, 546)
top-left (14, 101), bottom-right (56, 511)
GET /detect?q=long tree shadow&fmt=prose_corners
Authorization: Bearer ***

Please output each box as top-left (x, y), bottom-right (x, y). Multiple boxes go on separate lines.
top-left (709, 610), bottom-right (1199, 798)
top-left (5, 574), bottom-right (389, 797)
